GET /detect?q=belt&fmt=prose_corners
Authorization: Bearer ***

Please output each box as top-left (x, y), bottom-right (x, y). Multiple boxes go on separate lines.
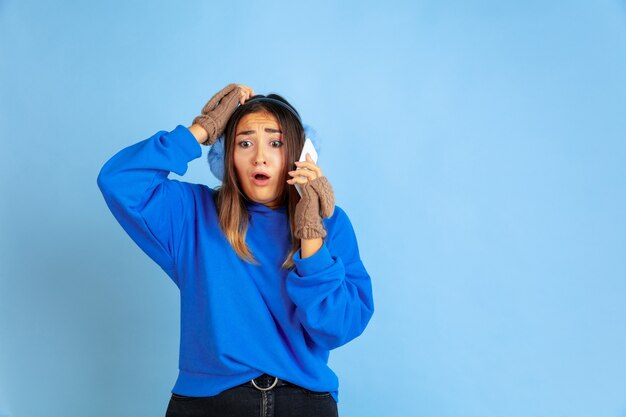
top-left (247, 373), bottom-right (294, 392)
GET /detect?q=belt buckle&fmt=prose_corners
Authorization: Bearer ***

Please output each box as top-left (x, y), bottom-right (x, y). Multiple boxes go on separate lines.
top-left (251, 375), bottom-right (279, 391)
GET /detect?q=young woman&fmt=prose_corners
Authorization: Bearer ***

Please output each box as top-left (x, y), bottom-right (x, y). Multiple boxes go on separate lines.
top-left (97, 84), bottom-right (374, 417)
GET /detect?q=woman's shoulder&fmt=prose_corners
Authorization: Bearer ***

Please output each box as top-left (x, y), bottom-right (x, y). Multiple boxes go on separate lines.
top-left (189, 182), bottom-right (217, 195)
top-left (325, 204), bottom-right (354, 231)
top-left (170, 180), bottom-right (214, 193)
top-left (324, 204), bottom-right (364, 261)
top-left (167, 180), bottom-right (218, 208)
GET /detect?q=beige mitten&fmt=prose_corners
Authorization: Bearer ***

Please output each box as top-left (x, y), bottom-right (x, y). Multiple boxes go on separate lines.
top-left (192, 84), bottom-right (241, 145)
top-left (294, 176), bottom-right (335, 239)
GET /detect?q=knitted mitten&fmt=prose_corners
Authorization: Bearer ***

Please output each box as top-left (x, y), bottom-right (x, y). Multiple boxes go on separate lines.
top-left (192, 84), bottom-right (241, 145)
top-left (294, 176), bottom-right (335, 239)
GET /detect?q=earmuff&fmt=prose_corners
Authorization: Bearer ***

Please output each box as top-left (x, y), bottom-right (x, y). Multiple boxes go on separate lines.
top-left (206, 97), bottom-right (319, 181)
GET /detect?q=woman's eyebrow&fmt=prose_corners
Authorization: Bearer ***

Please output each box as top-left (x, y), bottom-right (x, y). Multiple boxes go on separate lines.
top-left (236, 128), bottom-right (282, 137)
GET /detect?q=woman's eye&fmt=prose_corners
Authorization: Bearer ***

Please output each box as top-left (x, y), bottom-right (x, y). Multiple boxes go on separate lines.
top-left (238, 140), bottom-right (252, 148)
top-left (271, 140), bottom-right (284, 148)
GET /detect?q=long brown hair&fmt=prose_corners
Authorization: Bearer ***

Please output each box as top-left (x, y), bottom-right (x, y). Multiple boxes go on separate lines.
top-left (215, 94), bottom-right (305, 269)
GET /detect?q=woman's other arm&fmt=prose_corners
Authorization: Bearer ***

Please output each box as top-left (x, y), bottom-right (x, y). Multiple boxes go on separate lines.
top-left (286, 208), bottom-right (375, 350)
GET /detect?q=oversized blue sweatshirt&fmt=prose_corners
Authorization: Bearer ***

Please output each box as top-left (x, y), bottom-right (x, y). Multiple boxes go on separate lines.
top-left (96, 125), bottom-right (374, 402)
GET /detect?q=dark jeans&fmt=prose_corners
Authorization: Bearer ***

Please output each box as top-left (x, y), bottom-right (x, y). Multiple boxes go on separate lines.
top-left (165, 374), bottom-right (338, 417)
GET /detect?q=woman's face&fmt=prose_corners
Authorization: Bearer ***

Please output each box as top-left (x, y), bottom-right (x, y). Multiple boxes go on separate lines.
top-left (233, 111), bottom-right (286, 208)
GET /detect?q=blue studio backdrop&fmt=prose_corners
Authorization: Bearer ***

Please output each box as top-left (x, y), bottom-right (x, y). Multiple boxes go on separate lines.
top-left (1, 1), bottom-right (625, 416)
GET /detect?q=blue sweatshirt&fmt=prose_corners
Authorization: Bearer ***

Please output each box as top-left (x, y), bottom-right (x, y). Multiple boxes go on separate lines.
top-left (96, 125), bottom-right (374, 402)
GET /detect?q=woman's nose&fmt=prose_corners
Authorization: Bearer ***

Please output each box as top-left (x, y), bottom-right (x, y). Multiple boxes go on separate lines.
top-left (254, 146), bottom-right (266, 165)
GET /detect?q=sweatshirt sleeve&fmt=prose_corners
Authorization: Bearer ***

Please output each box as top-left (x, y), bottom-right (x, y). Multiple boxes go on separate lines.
top-left (285, 208), bottom-right (375, 350)
top-left (96, 125), bottom-right (202, 283)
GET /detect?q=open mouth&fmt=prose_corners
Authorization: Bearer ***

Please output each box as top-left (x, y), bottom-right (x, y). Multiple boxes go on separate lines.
top-left (251, 172), bottom-right (271, 186)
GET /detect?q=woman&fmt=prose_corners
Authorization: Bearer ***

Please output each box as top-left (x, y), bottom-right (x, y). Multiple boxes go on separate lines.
top-left (97, 84), bottom-right (374, 417)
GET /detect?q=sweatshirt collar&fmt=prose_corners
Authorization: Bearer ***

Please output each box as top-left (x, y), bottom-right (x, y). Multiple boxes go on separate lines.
top-left (245, 199), bottom-right (287, 215)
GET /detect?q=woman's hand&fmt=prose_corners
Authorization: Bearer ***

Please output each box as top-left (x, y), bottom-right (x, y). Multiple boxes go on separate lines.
top-left (191, 83), bottom-right (254, 145)
top-left (288, 154), bottom-right (335, 241)
top-left (287, 153), bottom-right (323, 185)
top-left (235, 84), bottom-right (254, 104)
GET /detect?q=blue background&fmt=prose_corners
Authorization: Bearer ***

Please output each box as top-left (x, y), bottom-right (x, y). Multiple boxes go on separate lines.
top-left (1, 1), bottom-right (625, 416)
